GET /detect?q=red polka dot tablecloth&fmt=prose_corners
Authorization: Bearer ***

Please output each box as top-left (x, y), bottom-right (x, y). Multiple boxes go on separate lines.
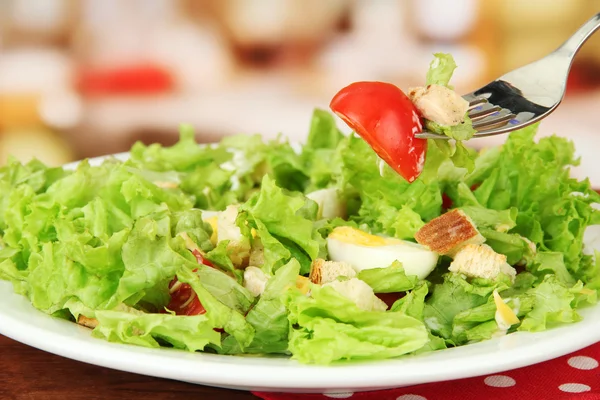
top-left (253, 342), bottom-right (600, 400)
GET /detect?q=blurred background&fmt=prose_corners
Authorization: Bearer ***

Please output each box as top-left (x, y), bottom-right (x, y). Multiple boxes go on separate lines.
top-left (0, 0), bottom-right (599, 168)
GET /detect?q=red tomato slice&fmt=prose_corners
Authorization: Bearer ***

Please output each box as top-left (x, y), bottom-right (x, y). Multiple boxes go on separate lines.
top-left (330, 81), bottom-right (427, 183)
top-left (166, 245), bottom-right (215, 317)
top-left (375, 292), bottom-right (405, 309)
top-left (192, 249), bottom-right (215, 268)
top-left (442, 193), bottom-right (453, 210)
top-left (167, 250), bottom-right (214, 315)
top-left (167, 276), bottom-right (206, 316)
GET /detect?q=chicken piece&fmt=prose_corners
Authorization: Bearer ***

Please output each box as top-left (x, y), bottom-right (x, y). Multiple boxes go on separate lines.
top-left (217, 205), bottom-right (251, 267)
top-left (306, 188), bottom-right (346, 219)
top-left (309, 258), bottom-right (356, 284)
top-left (449, 244), bottom-right (516, 282)
top-left (77, 315), bottom-right (98, 329)
top-left (323, 278), bottom-right (388, 312)
top-left (217, 205), bottom-right (244, 243)
top-left (243, 266), bottom-right (270, 297)
top-left (408, 84), bottom-right (469, 126)
top-left (415, 209), bottom-right (485, 256)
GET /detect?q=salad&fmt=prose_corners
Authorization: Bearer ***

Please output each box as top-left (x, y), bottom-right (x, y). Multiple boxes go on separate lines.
top-left (1, 55), bottom-right (599, 365)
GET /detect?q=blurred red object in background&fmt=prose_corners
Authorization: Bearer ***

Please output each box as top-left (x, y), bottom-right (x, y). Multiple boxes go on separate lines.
top-left (566, 60), bottom-right (600, 95)
top-left (76, 64), bottom-right (174, 96)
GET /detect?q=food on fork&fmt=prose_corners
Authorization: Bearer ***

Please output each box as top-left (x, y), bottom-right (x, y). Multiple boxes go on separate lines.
top-left (408, 84), bottom-right (469, 127)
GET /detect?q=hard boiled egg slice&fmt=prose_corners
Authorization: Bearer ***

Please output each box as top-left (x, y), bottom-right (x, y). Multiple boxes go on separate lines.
top-left (327, 226), bottom-right (439, 280)
top-left (493, 290), bottom-right (519, 331)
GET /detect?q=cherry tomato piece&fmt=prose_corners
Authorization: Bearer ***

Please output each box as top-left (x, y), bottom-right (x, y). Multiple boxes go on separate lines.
top-left (330, 81), bottom-right (427, 183)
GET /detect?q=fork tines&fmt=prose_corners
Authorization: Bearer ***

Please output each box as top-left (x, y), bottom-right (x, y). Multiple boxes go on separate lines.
top-left (468, 100), bottom-right (516, 131)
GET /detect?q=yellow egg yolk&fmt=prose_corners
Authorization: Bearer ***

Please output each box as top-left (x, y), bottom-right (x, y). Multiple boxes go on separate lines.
top-left (328, 226), bottom-right (398, 247)
top-left (493, 290), bottom-right (519, 326)
top-left (205, 216), bottom-right (218, 246)
top-left (296, 276), bottom-right (311, 294)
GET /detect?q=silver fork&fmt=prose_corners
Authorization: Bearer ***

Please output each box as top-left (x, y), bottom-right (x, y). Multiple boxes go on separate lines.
top-left (415, 12), bottom-right (600, 140)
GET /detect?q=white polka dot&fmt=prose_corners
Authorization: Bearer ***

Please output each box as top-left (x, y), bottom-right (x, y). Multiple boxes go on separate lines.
top-left (323, 392), bottom-right (354, 398)
top-left (396, 395), bottom-right (428, 400)
top-left (568, 356), bottom-right (599, 370)
top-left (484, 375), bottom-right (516, 387)
top-left (559, 383), bottom-right (591, 393)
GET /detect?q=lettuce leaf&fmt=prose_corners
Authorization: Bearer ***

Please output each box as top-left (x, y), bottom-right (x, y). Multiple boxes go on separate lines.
top-left (92, 310), bottom-right (221, 351)
top-left (286, 284), bottom-right (429, 364)
top-left (239, 175), bottom-right (325, 274)
top-left (465, 125), bottom-right (600, 283)
top-left (426, 117), bottom-right (477, 143)
top-left (301, 109), bottom-right (345, 191)
top-left (357, 261), bottom-right (419, 293)
top-left (423, 273), bottom-right (510, 340)
top-left (221, 258), bottom-right (301, 355)
top-left (177, 267), bottom-right (254, 349)
top-left (340, 135), bottom-right (443, 238)
top-left (391, 283), bottom-right (447, 353)
top-left (518, 275), bottom-right (583, 332)
top-left (425, 53), bottom-right (458, 88)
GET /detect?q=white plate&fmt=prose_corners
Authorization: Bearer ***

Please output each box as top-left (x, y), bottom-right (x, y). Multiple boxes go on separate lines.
top-left (1, 153), bottom-right (600, 394)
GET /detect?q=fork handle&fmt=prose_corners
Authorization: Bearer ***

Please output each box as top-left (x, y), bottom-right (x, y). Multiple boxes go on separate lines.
top-left (555, 12), bottom-right (600, 57)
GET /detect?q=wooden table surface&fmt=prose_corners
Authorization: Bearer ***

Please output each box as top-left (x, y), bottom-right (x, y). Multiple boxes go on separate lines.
top-left (0, 335), bottom-right (260, 400)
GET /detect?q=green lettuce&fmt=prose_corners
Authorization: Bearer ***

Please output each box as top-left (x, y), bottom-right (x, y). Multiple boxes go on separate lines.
top-left (340, 134), bottom-right (443, 238)
top-left (426, 53), bottom-right (458, 88)
top-left (286, 284), bottom-right (429, 364)
top-left (239, 175), bottom-right (325, 274)
top-left (176, 267), bottom-right (254, 349)
top-left (390, 282), bottom-right (448, 352)
top-left (357, 261), bottom-right (419, 293)
top-left (518, 275), bottom-right (584, 332)
top-left (221, 258), bottom-right (301, 355)
top-left (92, 310), bottom-right (221, 351)
top-left (301, 109), bottom-right (345, 191)
top-left (465, 126), bottom-right (600, 283)
top-left (423, 273), bottom-right (510, 341)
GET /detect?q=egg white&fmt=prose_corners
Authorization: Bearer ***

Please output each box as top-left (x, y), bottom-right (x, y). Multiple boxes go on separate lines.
top-left (327, 228), bottom-right (439, 280)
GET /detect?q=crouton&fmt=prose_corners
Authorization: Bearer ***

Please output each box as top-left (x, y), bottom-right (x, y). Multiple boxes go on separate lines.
top-left (415, 209), bottom-right (485, 256)
top-left (309, 258), bottom-right (357, 284)
top-left (449, 244), bottom-right (516, 282)
top-left (77, 315), bottom-right (98, 329)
